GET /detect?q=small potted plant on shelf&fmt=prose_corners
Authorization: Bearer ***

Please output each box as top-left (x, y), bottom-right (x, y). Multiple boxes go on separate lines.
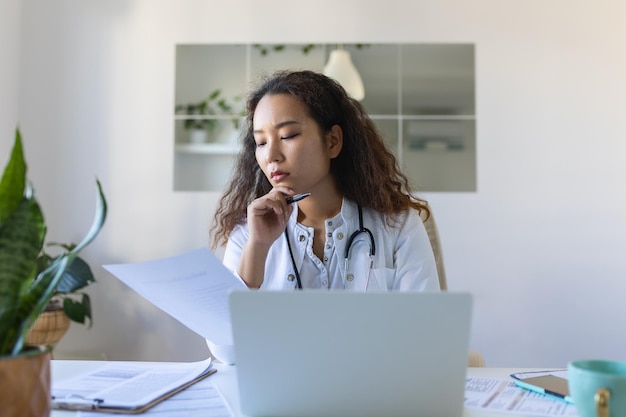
top-left (0, 128), bottom-right (107, 417)
top-left (175, 89), bottom-right (242, 144)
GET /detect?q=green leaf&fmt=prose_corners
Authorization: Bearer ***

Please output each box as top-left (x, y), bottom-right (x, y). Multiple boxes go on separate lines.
top-left (0, 129), bottom-right (26, 226)
top-left (55, 257), bottom-right (95, 293)
top-left (302, 44), bottom-right (316, 54)
top-left (68, 179), bottom-right (107, 255)
top-left (12, 256), bottom-right (69, 355)
top-left (0, 197), bottom-right (45, 355)
top-left (217, 99), bottom-right (232, 113)
top-left (62, 294), bottom-right (91, 326)
top-left (208, 89), bottom-right (221, 101)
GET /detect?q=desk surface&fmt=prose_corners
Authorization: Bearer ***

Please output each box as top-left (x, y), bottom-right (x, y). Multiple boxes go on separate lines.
top-left (50, 361), bottom-right (559, 417)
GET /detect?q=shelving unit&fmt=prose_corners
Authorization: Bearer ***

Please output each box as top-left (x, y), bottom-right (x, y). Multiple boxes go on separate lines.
top-left (174, 143), bottom-right (240, 155)
top-left (174, 43), bottom-right (476, 192)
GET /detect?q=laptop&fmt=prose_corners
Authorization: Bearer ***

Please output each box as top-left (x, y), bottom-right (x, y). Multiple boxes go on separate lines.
top-left (229, 291), bottom-right (473, 417)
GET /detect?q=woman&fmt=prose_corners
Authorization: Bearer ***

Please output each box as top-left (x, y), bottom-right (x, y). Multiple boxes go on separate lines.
top-left (211, 70), bottom-right (439, 292)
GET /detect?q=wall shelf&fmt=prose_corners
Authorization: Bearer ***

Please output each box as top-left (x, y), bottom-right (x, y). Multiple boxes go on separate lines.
top-left (175, 143), bottom-right (240, 155)
top-left (174, 43), bottom-right (476, 192)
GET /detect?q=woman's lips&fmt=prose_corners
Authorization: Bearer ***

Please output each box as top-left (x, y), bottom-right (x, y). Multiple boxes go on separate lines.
top-left (271, 170), bottom-right (288, 182)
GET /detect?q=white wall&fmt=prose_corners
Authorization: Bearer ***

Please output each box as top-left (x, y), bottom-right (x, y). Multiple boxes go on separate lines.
top-left (8, 0), bottom-right (626, 366)
top-left (0, 0), bottom-right (21, 151)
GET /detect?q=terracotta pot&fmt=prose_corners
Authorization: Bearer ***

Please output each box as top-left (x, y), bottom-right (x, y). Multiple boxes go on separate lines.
top-left (25, 304), bottom-right (71, 347)
top-left (0, 348), bottom-right (51, 417)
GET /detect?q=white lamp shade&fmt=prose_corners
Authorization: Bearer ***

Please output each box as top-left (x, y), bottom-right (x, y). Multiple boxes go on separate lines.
top-left (323, 49), bottom-right (365, 101)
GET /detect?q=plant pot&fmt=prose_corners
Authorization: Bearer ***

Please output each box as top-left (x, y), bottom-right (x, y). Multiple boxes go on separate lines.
top-left (0, 348), bottom-right (51, 417)
top-left (189, 129), bottom-right (208, 144)
top-left (25, 301), bottom-right (71, 347)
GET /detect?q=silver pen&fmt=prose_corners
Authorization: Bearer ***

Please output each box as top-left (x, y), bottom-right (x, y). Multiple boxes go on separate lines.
top-left (285, 193), bottom-right (311, 204)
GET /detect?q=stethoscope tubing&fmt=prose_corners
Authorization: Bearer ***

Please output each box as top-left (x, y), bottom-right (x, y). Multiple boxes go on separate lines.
top-left (344, 205), bottom-right (376, 263)
top-left (285, 205), bottom-right (375, 290)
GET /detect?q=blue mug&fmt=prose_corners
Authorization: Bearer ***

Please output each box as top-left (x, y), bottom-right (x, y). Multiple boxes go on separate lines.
top-left (568, 360), bottom-right (626, 417)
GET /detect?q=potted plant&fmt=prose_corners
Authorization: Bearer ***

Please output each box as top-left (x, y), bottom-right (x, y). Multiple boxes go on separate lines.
top-left (24, 242), bottom-right (98, 347)
top-left (175, 89), bottom-right (242, 144)
top-left (0, 128), bottom-right (107, 417)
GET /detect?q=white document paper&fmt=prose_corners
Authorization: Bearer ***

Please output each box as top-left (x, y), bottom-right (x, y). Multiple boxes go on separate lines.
top-left (76, 379), bottom-right (232, 417)
top-left (59, 359), bottom-right (232, 417)
top-left (104, 248), bottom-right (247, 346)
top-left (465, 377), bottom-right (579, 416)
top-left (52, 359), bottom-right (216, 410)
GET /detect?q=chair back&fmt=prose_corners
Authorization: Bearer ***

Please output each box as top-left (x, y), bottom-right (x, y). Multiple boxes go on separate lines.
top-left (421, 210), bottom-right (448, 291)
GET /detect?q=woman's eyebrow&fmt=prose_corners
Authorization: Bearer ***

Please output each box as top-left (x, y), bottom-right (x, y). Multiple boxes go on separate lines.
top-left (253, 120), bottom-right (300, 134)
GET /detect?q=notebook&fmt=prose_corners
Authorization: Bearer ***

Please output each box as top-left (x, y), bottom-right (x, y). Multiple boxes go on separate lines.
top-left (229, 291), bottom-right (473, 417)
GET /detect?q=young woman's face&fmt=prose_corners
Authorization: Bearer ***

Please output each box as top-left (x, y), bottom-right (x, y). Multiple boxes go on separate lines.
top-left (252, 93), bottom-right (342, 194)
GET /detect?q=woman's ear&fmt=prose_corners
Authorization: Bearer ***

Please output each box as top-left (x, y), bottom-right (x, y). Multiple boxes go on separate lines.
top-left (326, 125), bottom-right (343, 159)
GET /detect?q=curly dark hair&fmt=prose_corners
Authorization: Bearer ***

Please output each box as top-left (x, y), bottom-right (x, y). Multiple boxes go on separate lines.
top-left (210, 70), bottom-right (429, 248)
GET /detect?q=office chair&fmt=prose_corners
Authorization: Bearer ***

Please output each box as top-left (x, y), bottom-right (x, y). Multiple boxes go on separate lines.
top-left (422, 210), bottom-right (448, 291)
top-left (421, 209), bottom-right (486, 368)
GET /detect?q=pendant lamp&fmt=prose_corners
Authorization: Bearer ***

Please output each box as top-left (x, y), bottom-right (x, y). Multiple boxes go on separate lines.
top-left (323, 47), bottom-right (365, 101)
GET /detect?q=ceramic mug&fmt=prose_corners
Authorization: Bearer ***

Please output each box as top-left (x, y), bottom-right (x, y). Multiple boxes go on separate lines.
top-left (568, 360), bottom-right (626, 417)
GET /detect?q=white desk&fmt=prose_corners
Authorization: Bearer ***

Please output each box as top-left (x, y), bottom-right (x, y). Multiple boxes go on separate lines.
top-left (50, 361), bottom-right (553, 417)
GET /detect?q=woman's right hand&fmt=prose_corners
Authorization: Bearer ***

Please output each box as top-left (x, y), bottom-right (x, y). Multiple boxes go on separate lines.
top-left (238, 189), bottom-right (294, 288)
top-left (245, 189), bottom-right (294, 249)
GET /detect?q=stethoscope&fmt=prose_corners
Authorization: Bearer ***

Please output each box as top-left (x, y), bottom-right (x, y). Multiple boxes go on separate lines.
top-left (284, 205), bottom-right (376, 289)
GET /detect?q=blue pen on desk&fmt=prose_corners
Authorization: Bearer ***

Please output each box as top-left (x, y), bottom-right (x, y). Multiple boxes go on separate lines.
top-left (285, 193), bottom-right (311, 204)
top-left (512, 377), bottom-right (573, 404)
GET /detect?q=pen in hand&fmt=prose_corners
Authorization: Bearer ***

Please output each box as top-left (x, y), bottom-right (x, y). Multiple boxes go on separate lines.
top-left (285, 193), bottom-right (311, 204)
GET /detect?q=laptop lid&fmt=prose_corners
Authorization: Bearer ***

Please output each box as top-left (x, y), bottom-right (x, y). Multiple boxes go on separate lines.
top-left (229, 291), bottom-right (473, 417)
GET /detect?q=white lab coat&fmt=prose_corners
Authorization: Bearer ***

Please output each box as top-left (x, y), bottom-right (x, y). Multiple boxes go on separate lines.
top-left (210, 200), bottom-right (440, 363)
top-left (222, 198), bottom-right (440, 292)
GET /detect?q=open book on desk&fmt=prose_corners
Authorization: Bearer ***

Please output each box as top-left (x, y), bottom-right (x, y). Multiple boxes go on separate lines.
top-left (52, 358), bottom-right (216, 413)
